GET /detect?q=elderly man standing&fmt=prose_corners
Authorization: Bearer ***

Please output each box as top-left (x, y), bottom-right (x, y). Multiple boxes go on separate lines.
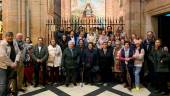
top-left (0, 32), bottom-right (19, 96)
top-left (32, 37), bottom-right (49, 87)
top-left (15, 33), bottom-right (26, 92)
top-left (62, 41), bottom-right (80, 87)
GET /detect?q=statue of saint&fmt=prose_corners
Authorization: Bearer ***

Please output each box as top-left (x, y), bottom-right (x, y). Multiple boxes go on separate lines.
top-left (83, 3), bottom-right (94, 17)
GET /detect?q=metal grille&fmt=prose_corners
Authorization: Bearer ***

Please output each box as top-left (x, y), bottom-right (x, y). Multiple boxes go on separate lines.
top-left (46, 17), bottom-right (125, 43)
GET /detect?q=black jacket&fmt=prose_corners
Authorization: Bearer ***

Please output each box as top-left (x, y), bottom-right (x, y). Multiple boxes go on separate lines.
top-left (98, 48), bottom-right (113, 69)
top-left (148, 47), bottom-right (169, 72)
top-left (83, 48), bottom-right (98, 68)
top-left (62, 48), bottom-right (80, 69)
top-left (32, 44), bottom-right (49, 63)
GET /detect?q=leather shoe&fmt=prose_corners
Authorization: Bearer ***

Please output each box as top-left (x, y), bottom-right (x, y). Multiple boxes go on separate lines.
top-left (74, 83), bottom-right (77, 86)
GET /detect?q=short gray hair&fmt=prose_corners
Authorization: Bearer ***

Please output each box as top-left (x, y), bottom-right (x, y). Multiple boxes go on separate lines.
top-left (68, 40), bottom-right (75, 45)
top-left (4, 32), bottom-right (14, 36)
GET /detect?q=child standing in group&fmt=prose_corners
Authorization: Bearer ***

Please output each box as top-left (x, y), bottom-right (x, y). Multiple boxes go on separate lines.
top-left (133, 40), bottom-right (145, 91)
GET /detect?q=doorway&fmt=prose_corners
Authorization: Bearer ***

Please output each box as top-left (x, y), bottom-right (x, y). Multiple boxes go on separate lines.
top-left (158, 13), bottom-right (170, 49)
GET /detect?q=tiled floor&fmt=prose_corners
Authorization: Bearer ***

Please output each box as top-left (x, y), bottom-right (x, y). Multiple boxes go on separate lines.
top-left (97, 91), bottom-right (120, 96)
top-left (18, 83), bottom-right (156, 96)
top-left (32, 90), bottom-right (58, 96)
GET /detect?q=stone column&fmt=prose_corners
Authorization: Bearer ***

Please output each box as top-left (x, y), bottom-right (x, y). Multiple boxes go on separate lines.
top-left (29, 0), bottom-right (48, 43)
top-left (123, 0), bottom-right (131, 37)
top-left (124, 0), bottom-right (144, 38)
top-left (54, 0), bottom-right (61, 19)
top-left (61, 0), bottom-right (65, 18)
top-left (2, 0), bottom-right (27, 36)
top-left (26, 0), bottom-right (30, 37)
top-left (61, 0), bottom-right (71, 18)
top-left (2, 0), bottom-right (19, 34)
top-left (65, 0), bottom-right (71, 19)
top-left (18, 0), bottom-right (26, 34)
top-left (106, 0), bottom-right (113, 18)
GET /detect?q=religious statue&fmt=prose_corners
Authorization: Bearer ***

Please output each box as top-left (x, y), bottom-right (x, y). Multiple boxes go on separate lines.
top-left (82, 3), bottom-right (94, 17)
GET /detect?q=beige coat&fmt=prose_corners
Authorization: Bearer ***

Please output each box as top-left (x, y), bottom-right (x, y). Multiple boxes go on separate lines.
top-left (0, 40), bottom-right (21, 69)
top-left (47, 45), bottom-right (62, 67)
top-left (87, 33), bottom-right (96, 44)
top-left (133, 48), bottom-right (145, 67)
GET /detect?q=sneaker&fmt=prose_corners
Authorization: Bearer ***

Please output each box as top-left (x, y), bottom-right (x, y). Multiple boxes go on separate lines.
top-left (136, 87), bottom-right (140, 91)
top-left (131, 87), bottom-right (140, 92)
top-left (18, 88), bottom-right (26, 92)
top-left (123, 84), bottom-right (128, 88)
top-left (65, 84), bottom-right (69, 87)
top-left (160, 91), bottom-right (168, 95)
top-left (73, 83), bottom-right (77, 86)
top-left (85, 82), bottom-right (88, 85)
top-left (154, 89), bottom-right (160, 93)
top-left (34, 84), bottom-right (39, 87)
top-left (24, 83), bottom-right (27, 87)
top-left (53, 82), bottom-right (57, 85)
top-left (131, 88), bottom-right (137, 92)
top-left (103, 83), bottom-right (108, 86)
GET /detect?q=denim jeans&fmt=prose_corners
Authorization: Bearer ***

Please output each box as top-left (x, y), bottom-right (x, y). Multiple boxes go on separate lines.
top-left (134, 66), bottom-right (142, 87)
top-left (0, 69), bottom-right (7, 96)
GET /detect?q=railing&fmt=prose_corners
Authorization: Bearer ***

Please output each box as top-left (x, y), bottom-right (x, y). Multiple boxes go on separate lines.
top-left (46, 17), bottom-right (125, 43)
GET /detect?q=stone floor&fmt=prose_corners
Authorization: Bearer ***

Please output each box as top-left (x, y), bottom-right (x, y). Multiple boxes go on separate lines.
top-left (18, 83), bottom-right (163, 96)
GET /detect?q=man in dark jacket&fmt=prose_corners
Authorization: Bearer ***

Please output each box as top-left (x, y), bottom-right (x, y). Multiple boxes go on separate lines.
top-left (142, 31), bottom-right (155, 86)
top-left (32, 37), bottom-right (49, 87)
top-left (106, 26), bottom-right (113, 37)
top-left (83, 42), bottom-right (98, 84)
top-left (54, 27), bottom-right (64, 43)
top-left (65, 27), bottom-right (72, 37)
top-left (98, 42), bottom-right (114, 85)
top-left (76, 39), bottom-right (86, 82)
top-left (59, 34), bottom-right (68, 52)
top-left (62, 41), bottom-right (80, 87)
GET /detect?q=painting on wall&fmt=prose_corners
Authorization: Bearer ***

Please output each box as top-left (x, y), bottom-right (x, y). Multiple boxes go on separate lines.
top-left (71, 0), bottom-right (105, 18)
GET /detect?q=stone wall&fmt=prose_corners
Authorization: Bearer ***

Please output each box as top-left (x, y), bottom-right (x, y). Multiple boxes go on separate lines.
top-left (2, 0), bottom-right (56, 43)
top-left (144, 0), bottom-right (170, 37)
top-left (3, 0), bottom-right (21, 35)
top-left (112, 0), bottom-right (144, 38)
top-left (29, 0), bottom-right (48, 43)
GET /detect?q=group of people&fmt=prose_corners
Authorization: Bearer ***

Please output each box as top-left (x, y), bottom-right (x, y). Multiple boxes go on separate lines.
top-left (0, 26), bottom-right (170, 96)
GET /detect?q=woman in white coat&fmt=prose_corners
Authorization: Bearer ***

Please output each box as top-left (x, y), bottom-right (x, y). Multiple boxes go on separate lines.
top-left (47, 39), bottom-right (62, 84)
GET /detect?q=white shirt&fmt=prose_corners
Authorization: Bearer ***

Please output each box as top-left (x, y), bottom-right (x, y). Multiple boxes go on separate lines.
top-left (124, 48), bottom-right (130, 64)
top-left (70, 37), bottom-right (75, 44)
top-left (38, 46), bottom-right (42, 52)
